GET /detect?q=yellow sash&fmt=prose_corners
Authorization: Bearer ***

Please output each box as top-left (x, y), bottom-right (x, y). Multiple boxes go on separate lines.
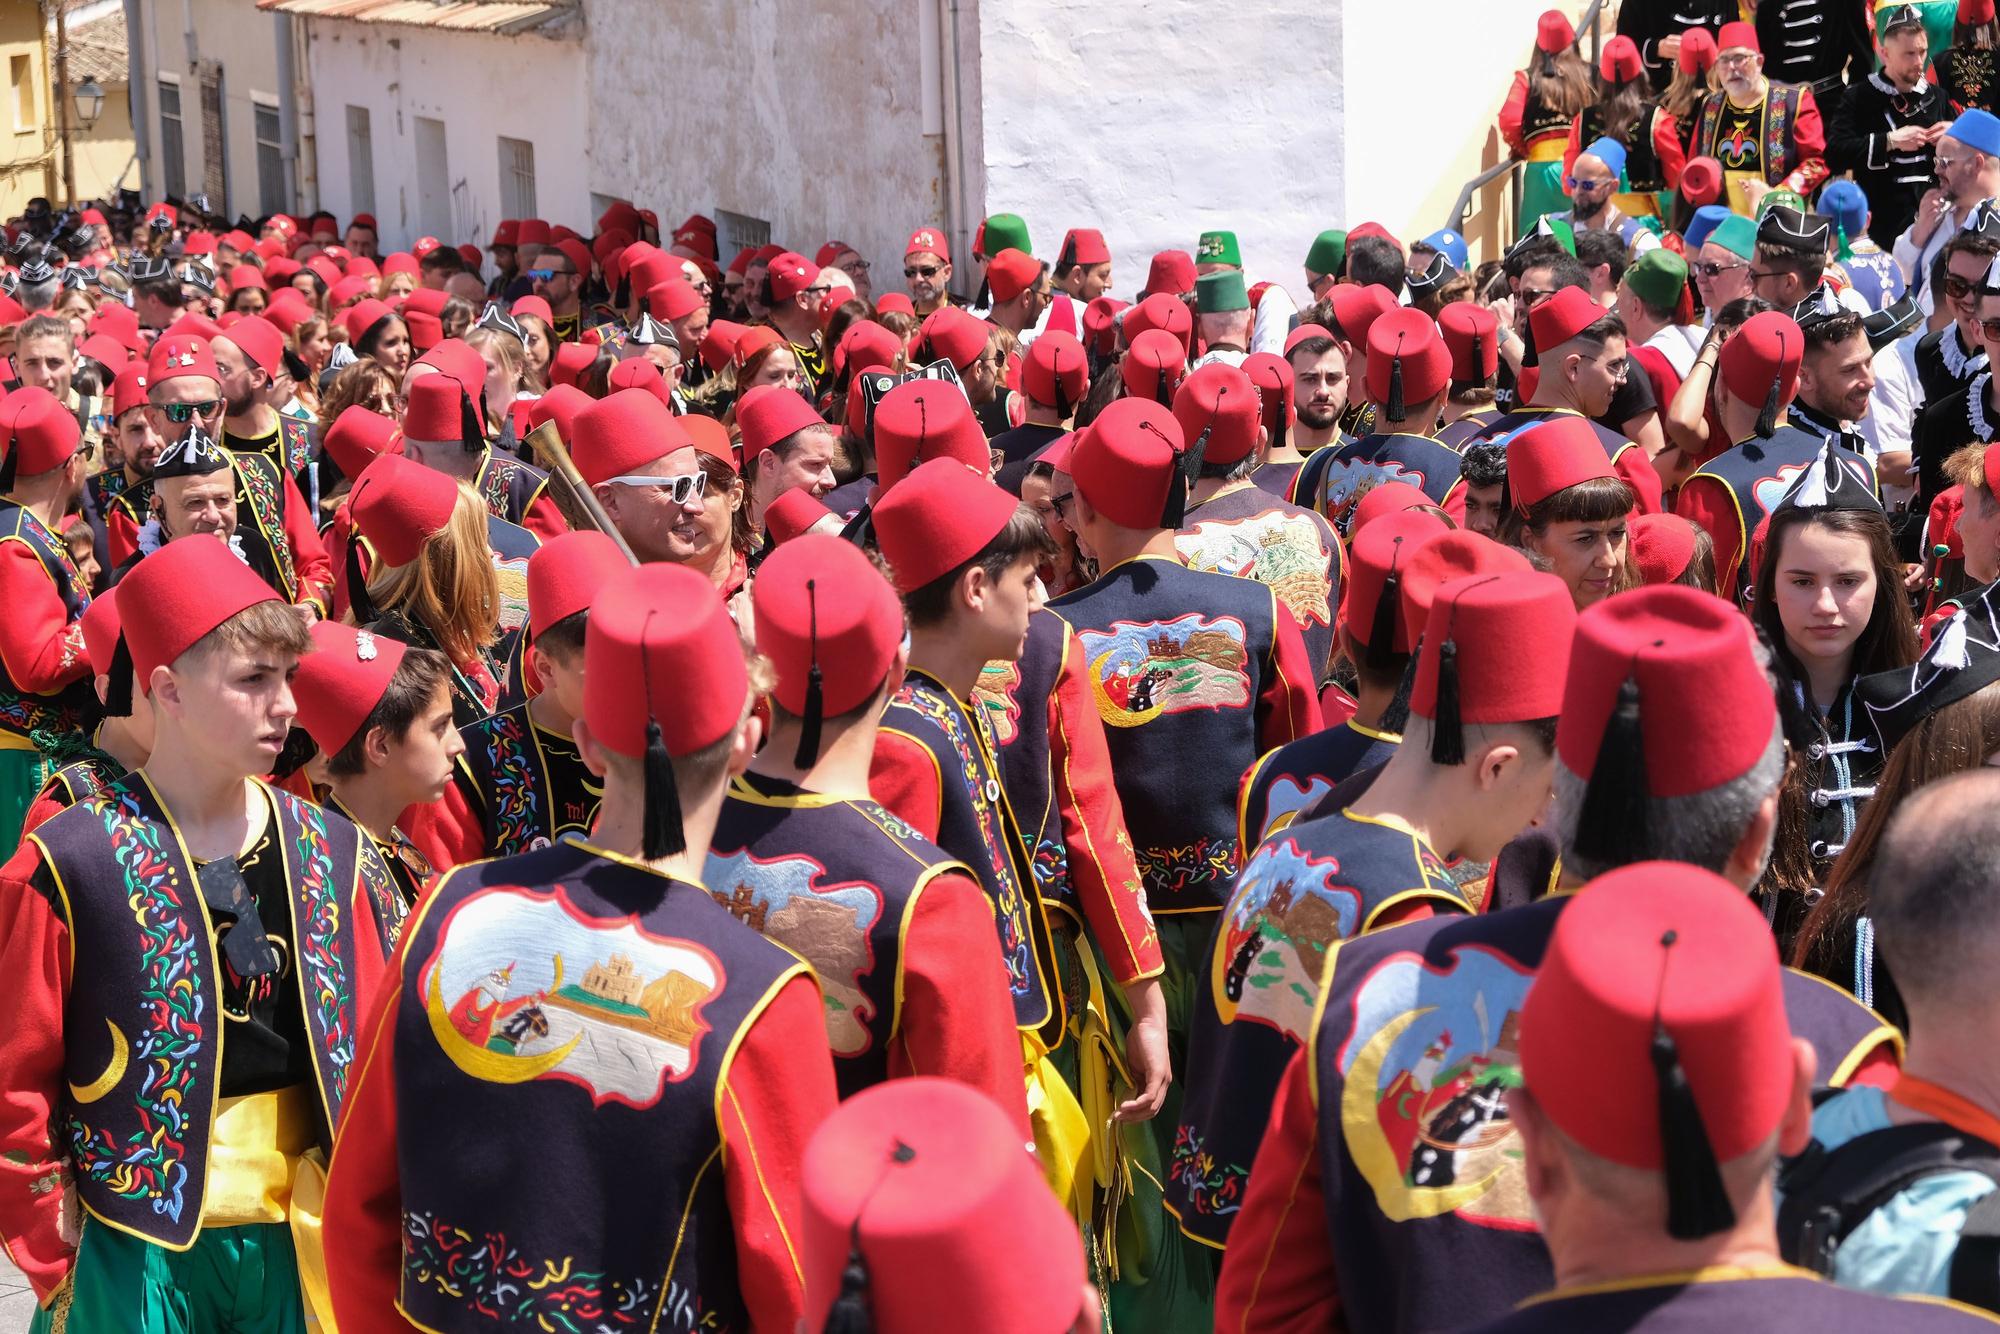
top-left (1725, 170), bottom-right (1765, 217)
top-left (1526, 138), bottom-right (1567, 163)
top-left (196, 1085), bottom-right (336, 1331)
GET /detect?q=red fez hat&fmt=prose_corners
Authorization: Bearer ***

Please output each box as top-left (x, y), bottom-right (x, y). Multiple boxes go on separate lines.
top-left (516, 219), bottom-right (553, 247)
top-left (681, 415), bottom-right (738, 471)
top-left (1349, 480), bottom-right (1436, 537)
top-left (835, 320), bottom-right (901, 383)
top-left (747, 244), bottom-right (785, 268)
top-left (227, 264), bottom-right (268, 293)
top-left (1071, 396), bottom-right (1191, 529)
top-left (571, 389), bottom-right (696, 486)
top-left (219, 229), bottom-right (253, 253)
top-left (764, 487), bottom-right (837, 546)
top-left (554, 239), bottom-right (594, 283)
top-left (873, 292), bottom-right (917, 318)
top-left (917, 307), bottom-right (989, 371)
top-left (605, 357), bottom-right (673, 409)
top-left (986, 249), bottom-right (1042, 304)
top-left (1125, 292), bottom-right (1194, 358)
top-left (1328, 283), bottom-right (1396, 348)
top-left (414, 337), bottom-right (483, 391)
top-left (328, 275), bottom-right (375, 310)
top-left (1283, 322), bottom-right (1335, 355)
top-left (111, 363), bottom-right (150, 419)
top-left (1121, 330), bottom-right (1189, 408)
top-left (221, 315), bottom-right (284, 378)
top-left (277, 256), bottom-right (318, 287)
top-left (402, 372), bottom-right (484, 451)
top-left (1679, 25), bottom-right (1719, 73)
top-left (1172, 362), bottom-right (1261, 467)
top-left (1528, 287), bottom-right (1603, 353)
top-left (1411, 570), bottom-right (1577, 762)
top-left (874, 457), bottom-right (1021, 594)
top-left (351, 451), bottom-right (460, 568)
top-left (585, 563), bottom-right (749, 857)
top-left (166, 313), bottom-right (227, 345)
top-left (1717, 20), bottom-right (1758, 53)
top-left (382, 252), bottom-right (418, 277)
top-left (1059, 228), bottom-right (1111, 269)
top-left (343, 299), bottom-right (398, 346)
top-left (1536, 8), bottom-right (1575, 52)
top-left (1242, 352), bottom-right (1295, 445)
top-left (1521, 862), bottom-right (1791, 1238)
top-left (1507, 414), bottom-right (1618, 511)
top-left (874, 381), bottom-right (990, 490)
top-left (1397, 530), bottom-right (1533, 647)
top-left (1439, 301), bottom-right (1500, 383)
top-left (1348, 221), bottom-right (1402, 251)
top-left (1630, 512), bottom-right (1700, 585)
top-left (756, 534), bottom-right (904, 763)
top-left (527, 530), bottom-right (628, 642)
top-left (1023, 331), bottom-right (1088, 415)
top-left (260, 290), bottom-right (313, 335)
top-left (649, 277), bottom-right (706, 322)
top-left (89, 302), bottom-right (141, 342)
top-left (1348, 510), bottom-right (1452, 666)
top-left (1082, 296), bottom-right (1127, 356)
top-left (80, 586), bottom-right (123, 678)
top-left (732, 325), bottom-right (785, 370)
top-left (1719, 311), bottom-right (1802, 435)
top-left (147, 333), bottom-right (221, 386)
top-left (119, 535), bottom-right (283, 691)
top-left (767, 251), bottom-right (821, 303)
top-left (1965, 0), bottom-right (1998, 24)
top-left (0, 292), bottom-right (23, 326)
top-left (905, 226), bottom-right (950, 263)
top-left (813, 241), bottom-right (846, 268)
top-left (738, 385), bottom-right (828, 461)
top-left (0, 387), bottom-right (81, 486)
top-left (726, 246), bottom-right (756, 277)
top-left (510, 294), bottom-right (555, 326)
top-left (700, 320), bottom-right (746, 373)
top-left (491, 219), bottom-right (521, 248)
top-left (524, 383), bottom-right (592, 445)
top-left (1601, 33), bottom-right (1644, 82)
top-left (293, 619), bottom-right (408, 756)
top-left (1364, 308), bottom-right (1451, 420)
top-left (1681, 157), bottom-right (1723, 206)
top-left (323, 405), bottom-right (400, 479)
top-left (801, 1078), bottom-right (1086, 1334)
top-left (1142, 249), bottom-right (1196, 298)
top-left (78, 334), bottom-right (130, 373)
top-left (401, 288), bottom-right (449, 322)
top-left (550, 340), bottom-right (598, 389)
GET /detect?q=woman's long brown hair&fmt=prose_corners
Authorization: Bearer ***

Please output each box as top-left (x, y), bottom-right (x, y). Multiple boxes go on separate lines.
top-left (1534, 48), bottom-right (1596, 122)
top-left (363, 483), bottom-right (501, 664)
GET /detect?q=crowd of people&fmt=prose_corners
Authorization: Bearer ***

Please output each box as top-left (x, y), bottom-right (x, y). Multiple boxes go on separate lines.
top-left (8, 2), bottom-right (2000, 1331)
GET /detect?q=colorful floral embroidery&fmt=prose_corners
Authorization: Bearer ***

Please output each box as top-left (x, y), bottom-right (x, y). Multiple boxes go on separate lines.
top-left (1137, 834), bottom-right (1241, 897)
top-left (483, 709), bottom-right (547, 854)
top-left (285, 795), bottom-right (355, 1107)
top-left (355, 838), bottom-right (407, 949)
top-left (1169, 1123), bottom-right (1249, 1218)
top-left (233, 455), bottom-right (298, 598)
top-left (402, 1209), bottom-right (663, 1330)
top-left (279, 416), bottom-right (315, 478)
top-left (480, 455), bottom-right (518, 522)
top-left (66, 790), bottom-right (202, 1224)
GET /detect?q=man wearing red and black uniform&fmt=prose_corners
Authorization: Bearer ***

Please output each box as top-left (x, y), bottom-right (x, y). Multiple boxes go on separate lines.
top-left (761, 250), bottom-right (830, 398)
top-left (406, 339), bottom-right (567, 541)
top-left (711, 534), bottom-right (1028, 1120)
top-left (323, 562), bottom-right (838, 1334)
top-left (1218, 586), bottom-right (1903, 1333)
top-left (214, 315), bottom-right (318, 510)
top-left (1313, 310), bottom-right (1466, 532)
top-left (1690, 22), bottom-right (1831, 213)
top-left (1175, 566), bottom-right (1575, 1257)
top-left (96, 363), bottom-right (164, 567)
top-left (0, 388), bottom-right (94, 854)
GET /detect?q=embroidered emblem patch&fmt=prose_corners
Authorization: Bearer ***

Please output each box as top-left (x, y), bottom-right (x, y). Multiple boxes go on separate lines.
top-left (973, 659), bottom-right (1023, 746)
top-left (1176, 510), bottom-right (1335, 627)
top-left (1211, 837), bottom-right (1361, 1034)
top-left (1077, 613), bottom-right (1251, 728)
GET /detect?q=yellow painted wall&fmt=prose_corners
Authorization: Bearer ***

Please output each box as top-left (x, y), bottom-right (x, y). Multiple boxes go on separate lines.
top-left (72, 82), bottom-right (135, 202)
top-left (0, 2), bottom-right (56, 217)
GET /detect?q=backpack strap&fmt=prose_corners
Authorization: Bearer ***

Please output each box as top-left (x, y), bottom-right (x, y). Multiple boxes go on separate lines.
top-left (1949, 1181), bottom-right (2000, 1312)
top-left (1778, 1120), bottom-right (2000, 1278)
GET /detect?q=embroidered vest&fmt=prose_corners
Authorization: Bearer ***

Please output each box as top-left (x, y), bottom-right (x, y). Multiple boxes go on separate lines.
top-left (392, 841), bottom-right (802, 1334)
top-left (1455, 407), bottom-right (1644, 475)
top-left (29, 775), bottom-right (399, 1248)
top-left (1178, 483), bottom-right (1344, 679)
top-left (980, 610), bottom-right (1078, 922)
top-left (1691, 425), bottom-right (1876, 594)
top-left (882, 671), bottom-right (1064, 1040)
top-left (708, 778), bottom-right (970, 1099)
top-left (1480, 1272), bottom-right (1987, 1333)
top-left (1049, 555), bottom-right (1278, 912)
top-left (1309, 897), bottom-right (1900, 1333)
top-left (1696, 82), bottom-right (1816, 186)
top-left (1169, 811), bottom-right (1469, 1247)
top-left (487, 512), bottom-right (541, 638)
top-left (476, 450), bottom-right (553, 532)
top-left (1578, 104), bottom-right (1667, 192)
top-left (231, 451), bottom-right (301, 602)
top-left (459, 703), bottom-right (597, 857)
top-left (35, 751), bottom-right (124, 816)
top-left (1520, 90), bottom-right (1571, 145)
top-left (0, 500), bottom-right (92, 751)
top-left (277, 416), bottom-right (317, 512)
top-left (1318, 434), bottom-right (1463, 531)
top-left (1239, 722), bottom-right (1401, 851)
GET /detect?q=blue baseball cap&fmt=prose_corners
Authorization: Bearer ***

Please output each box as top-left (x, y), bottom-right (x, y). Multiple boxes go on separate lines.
top-left (1684, 204), bottom-right (1735, 253)
top-left (1579, 137), bottom-right (1629, 183)
top-left (1420, 228), bottom-right (1469, 271)
top-left (1817, 180), bottom-right (1869, 234)
top-left (1947, 108), bottom-right (2000, 159)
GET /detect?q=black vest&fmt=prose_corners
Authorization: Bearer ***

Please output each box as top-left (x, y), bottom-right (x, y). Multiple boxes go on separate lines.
top-left (1317, 433), bottom-right (1464, 530)
top-left (708, 775), bottom-right (971, 1099)
top-left (392, 839), bottom-right (804, 1333)
top-left (1577, 103), bottom-right (1669, 192)
top-left (457, 702), bottom-right (598, 857)
top-left (1239, 721), bottom-right (1401, 852)
top-left (229, 451), bottom-right (305, 603)
top-left (0, 499), bottom-right (92, 752)
top-left (1691, 425), bottom-right (1876, 595)
top-left (1309, 896), bottom-right (1900, 1333)
top-left (475, 449), bottom-right (555, 532)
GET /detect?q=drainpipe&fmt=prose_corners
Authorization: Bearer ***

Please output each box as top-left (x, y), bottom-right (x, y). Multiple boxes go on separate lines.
top-left (291, 19), bottom-right (318, 214)
top-left (274, 10), bottom-right (300, 213)
top-left (937, 0), bottom-right (969, 294)
top-left (122, 0), bottom-right (148, 197)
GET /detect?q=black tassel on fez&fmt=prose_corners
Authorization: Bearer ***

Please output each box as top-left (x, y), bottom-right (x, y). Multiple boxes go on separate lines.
top-left (1574, 675), bottom-right (1647, 864)
top-left (639, 622), bottom-right (686, 860)
top-left (1651, 929), bottom-right (1737, 1240)
top-left (795, 578), bottom-right (826, 769)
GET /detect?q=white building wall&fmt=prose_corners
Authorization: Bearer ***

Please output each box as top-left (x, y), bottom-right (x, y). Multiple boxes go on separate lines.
top-left (133, 0), bottom-right (291, 220)
top-left (301, 20), bottom-right (590, 252)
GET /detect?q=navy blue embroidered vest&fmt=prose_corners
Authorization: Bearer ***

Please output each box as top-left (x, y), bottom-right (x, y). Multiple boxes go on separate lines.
top-left (881, 671), bottom-right (1064, 1040)
top-left (708, 775), bottom-right (970, 1099)
top-left (1317, 433), bottom-right (1463, 529)
top-left (458, 702), bottom-right (598, 857)
top-left (34, 751), bottom-right (124, 816)
top-left (1177, 482), bottom-right (1343, 681)
top-left (392, 840), bottom-right (803, 1334)
top-left (229, 451), bottom-right (305, 603)
top-left (1471, 1271), bottom-right (1990, 1333)
top-left (0, 499), bottom-right (91, 750)
top-left (979, 609), bottom-right (1080, 924)
top-left (476, 450), bottom-right (553, 532)
top-left (1169, 810), bottom-right (1468, 1247)
top-left (1049, 555), bottom-right (1278, 913)
top-left (1308, 896), bottom-right (1901, 1333)
top-left (1239, 721), bottom-right (1401, 852)
top-left (1692, 425), bottom-right (1876, 594)
top-left (29, 775), bottom-right (398, 1248)
top-left (486, 512), bottom-right (542, 643)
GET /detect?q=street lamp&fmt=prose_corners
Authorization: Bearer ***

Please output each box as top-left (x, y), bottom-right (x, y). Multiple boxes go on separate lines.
top-left (73, 79), bottom-right (102, 131)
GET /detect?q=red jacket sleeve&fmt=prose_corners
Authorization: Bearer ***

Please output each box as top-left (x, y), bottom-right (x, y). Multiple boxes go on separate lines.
top-left (281, 473), bottom-right (334, 613)
top-left (870, 729), bottom-right (944, 842)
top-left (1214, 1050), bottom-right (1340, 1333)
top-left (1049, 628), bottom-right (1162, 984)
top-left (399, 775), bottom-right (487, 875)
top-left (1258, 600), bottom-right (1324, 755)
top-left (0, 539), bottom-right (87, 698)
top-left (17, 784), bottom-right (68, 842)
top-left (1675, 474), bottom-right (1744, 602)
top-left (1499, 71), bottom-right (1530, 157)
top-left (1562, 115), bottom-right (1584, 175)
top-left (890, 873), bottom-right (1033, 1139)
top-left (1785, 89), bottom-right (1829, 194)
top-left (1653, 107), bottom-right (1687, 189)
top-left (520, 484), bottom-right (570, 543)
top-left (721, 972), bottom-right (838, 1334)
top-left (1614, 441), bottom-right (1665, 515)
top-left (323, 976), bottom-right (414, 1333)
top-left (0, 844), bottom-right (74, 1301)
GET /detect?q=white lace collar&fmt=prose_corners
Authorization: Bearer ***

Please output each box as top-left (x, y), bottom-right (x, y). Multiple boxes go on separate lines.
top-left (1972, 372), bottom-right (1997, 442)
top-left (1869, 71), bottom-right (1930, 99)
top-left (1943, 324), bottom-right (1988, 379)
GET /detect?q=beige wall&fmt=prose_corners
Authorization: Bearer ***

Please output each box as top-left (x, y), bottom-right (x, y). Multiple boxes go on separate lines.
top-left (132, 0), bottom-right (292, 219)
top-left (0, 3), bottom-right (56, 218)
top-left (72, 80), bottom-right (135, 202)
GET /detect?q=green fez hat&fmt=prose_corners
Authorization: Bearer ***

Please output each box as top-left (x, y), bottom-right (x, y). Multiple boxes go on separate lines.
top-left (980, 213), bottom-right (1031, 259)
top-left (1625, 249), bottom-right (1689, 311)
top-left (1708, 213), bottom-right (1758, 260)
top-left (1305, 229), bottom-right (1348, 277)
top-left (1196, 270), bottom-right (1250, 313)
top-left (1197, 229), bottom-right (1242, 267)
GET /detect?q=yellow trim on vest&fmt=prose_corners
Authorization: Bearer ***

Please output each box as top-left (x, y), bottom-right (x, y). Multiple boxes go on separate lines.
top-left (1781, 965), bottom-right (1906, 1083)
top-left (1518, 1262), bottom-right (1820, 1307)
top-left (0, 731), bottom-right (39, 751)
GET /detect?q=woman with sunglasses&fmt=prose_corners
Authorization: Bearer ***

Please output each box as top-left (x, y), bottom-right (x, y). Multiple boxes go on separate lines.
top-left (1912, 240), bottom-right (2000, 507)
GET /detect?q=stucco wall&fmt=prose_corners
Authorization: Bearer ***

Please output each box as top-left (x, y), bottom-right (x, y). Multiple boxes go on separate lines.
top-left (132, 0), bottom-right (291, 220)
top-left (304, 20), bottom-right (590, 251)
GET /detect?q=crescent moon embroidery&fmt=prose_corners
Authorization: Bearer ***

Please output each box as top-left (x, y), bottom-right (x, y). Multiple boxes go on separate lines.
top-left (68, 1018), bottom-right (128, 1105)
top-left (1088, 648), bottom-right (1164, 729)
top-left (425, 961), bottom-right (580, 1085)
top-left (1342, 1006), bottom-right (1507, 1221)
